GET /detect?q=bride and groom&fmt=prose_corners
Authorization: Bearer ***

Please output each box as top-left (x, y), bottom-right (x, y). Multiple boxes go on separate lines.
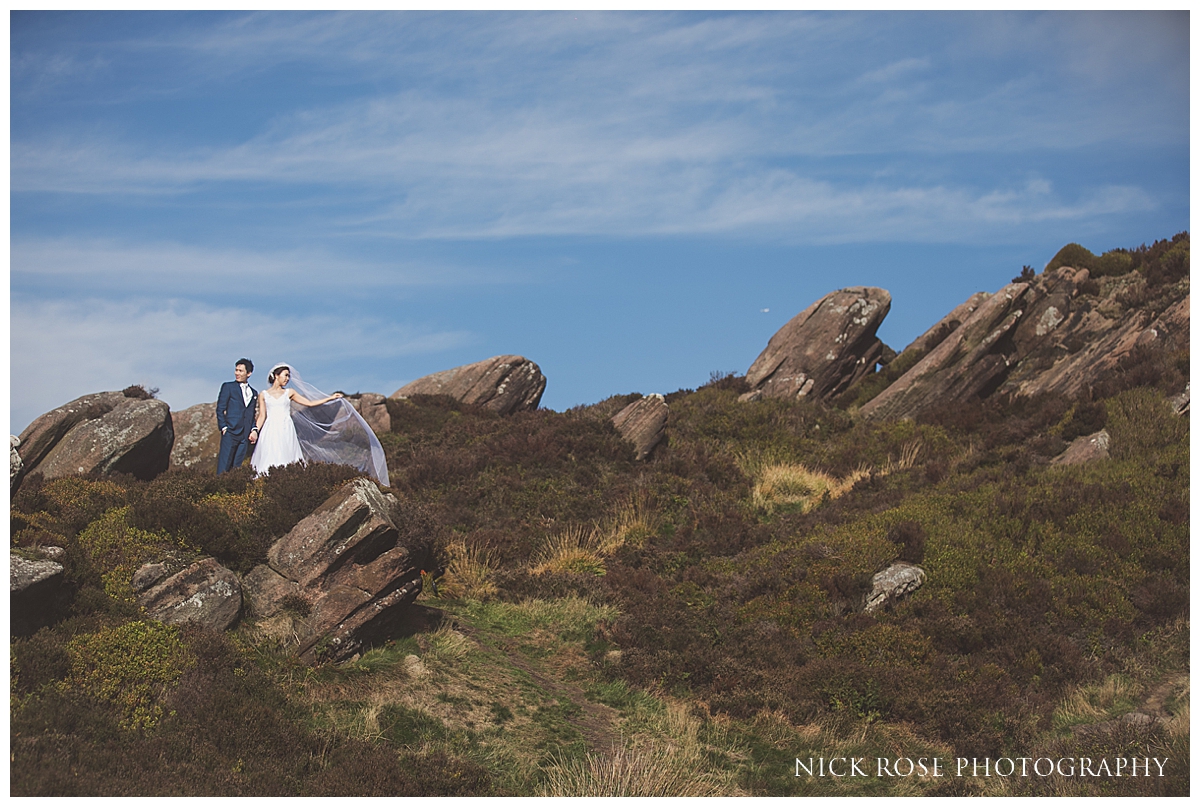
top-left (216, 358), bottom-right (389, 487)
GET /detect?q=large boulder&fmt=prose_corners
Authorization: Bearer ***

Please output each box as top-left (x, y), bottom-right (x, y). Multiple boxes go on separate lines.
top-left (170, 402), bottom-right (222, 471)
top-left (391, 355), bottom-right (546, 415)
top-left (17, 389), bottom-right (174, 484)
top-left (349, 392), bottom-right (391, 436)
top-left (611, 394), bottom-right (668, 461)
top-left (138, 557), bottom-right (243, 632)
top-left (743, 287), bottom-right (891, 402)
top-left (245, 478), bottom-right (434, 663)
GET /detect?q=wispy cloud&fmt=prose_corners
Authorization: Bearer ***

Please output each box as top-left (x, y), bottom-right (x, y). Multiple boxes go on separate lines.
top-left (11, 238), bottom-right (524, 297)
top-left (11, 11), bottom-right (1182, 244)
top-left (10, 298), bottom-right (472, 431)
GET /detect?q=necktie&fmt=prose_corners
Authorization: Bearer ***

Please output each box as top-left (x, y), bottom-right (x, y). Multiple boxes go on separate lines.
top-left (241, 383), bottom-right (251, 406)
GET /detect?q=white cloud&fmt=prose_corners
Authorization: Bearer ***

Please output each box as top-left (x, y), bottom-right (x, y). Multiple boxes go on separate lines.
top-left (9, 12), bottom-right (1184, 243)
top-left (10, 298), bottom-right (472, 432)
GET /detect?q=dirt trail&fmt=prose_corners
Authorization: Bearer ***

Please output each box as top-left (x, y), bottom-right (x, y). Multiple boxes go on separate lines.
top-left (455, 622), bottom-right (622, 754)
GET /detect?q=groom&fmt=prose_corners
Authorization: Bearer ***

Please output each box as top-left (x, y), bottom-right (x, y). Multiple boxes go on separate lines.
top-left (216, 358), bottom-right (259, 474)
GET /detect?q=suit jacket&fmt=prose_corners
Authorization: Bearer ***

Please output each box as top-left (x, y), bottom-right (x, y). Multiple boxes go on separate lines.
top-left (216, 381), bottom-right (258, 439)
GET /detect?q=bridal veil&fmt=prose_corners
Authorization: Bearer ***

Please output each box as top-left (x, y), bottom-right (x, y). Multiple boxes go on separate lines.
top-left (269, 363), bottom-right (390, 487)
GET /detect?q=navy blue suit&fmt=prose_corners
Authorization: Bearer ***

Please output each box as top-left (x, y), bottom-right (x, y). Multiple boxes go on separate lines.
top-left (216, 381), bottom-right (258, 474)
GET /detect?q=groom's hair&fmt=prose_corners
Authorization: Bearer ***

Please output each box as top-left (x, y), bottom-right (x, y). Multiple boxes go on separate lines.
top-left (237, 358), bottom-right (254, 373)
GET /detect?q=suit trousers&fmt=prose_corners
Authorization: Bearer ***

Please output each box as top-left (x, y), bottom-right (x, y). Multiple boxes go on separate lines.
top-left (217, 430), bottom-right (251, 474)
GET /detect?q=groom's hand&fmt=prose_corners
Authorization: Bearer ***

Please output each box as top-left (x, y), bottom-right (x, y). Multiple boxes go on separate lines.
top-left (249, 428), bottom-right (258, 444)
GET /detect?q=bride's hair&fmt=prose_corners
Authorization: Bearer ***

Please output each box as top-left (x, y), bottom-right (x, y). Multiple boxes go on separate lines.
top-left (268, 365), bottom-right (290, 385)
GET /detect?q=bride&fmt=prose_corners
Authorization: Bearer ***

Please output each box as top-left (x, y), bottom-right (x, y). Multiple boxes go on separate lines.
top-left (250, 363), bottom-right (390, 487)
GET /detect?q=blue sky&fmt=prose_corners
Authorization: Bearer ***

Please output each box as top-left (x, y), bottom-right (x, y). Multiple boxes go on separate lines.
top-left (10, 10), bottom-right (1190, 431)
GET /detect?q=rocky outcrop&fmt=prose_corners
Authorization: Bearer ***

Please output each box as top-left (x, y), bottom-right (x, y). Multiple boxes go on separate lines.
top-left (891, 292), bottom-right (992, 369)
top-left (859, 268), bottom-right (1189, 422)
top-left (392, 355), bottom-right (546, 415)
top-left (11, 548), bottom-right (69, 636)
top-left (16, 390), bottom-right (174, 484)
top-left (1051, 429), bottom-right (1110, 466)
top-left (349, 393), bottom-right (392, 436)
top-left (863, 562), bottom-right (926, 613)
top-left (11, 436), bottom-right (22, 490)
top-left (169, 402), bottom-right (221, 471)
top-left (244, 478), bottom-right (434, 663)
top-left (138, 558), bottom-right (242, 632)
top-left (743, 287), bottom-right (891, 402)
top-left (611, 394), bottom-right (668, 461)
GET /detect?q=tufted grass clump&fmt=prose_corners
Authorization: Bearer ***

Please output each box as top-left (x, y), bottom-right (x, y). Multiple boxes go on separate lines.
top-left (744, 459), bottom-right (866, 514)
top-left (62, 620), bottom-right (193, 731)
top-left (439, 541), bottom-right (499, 601)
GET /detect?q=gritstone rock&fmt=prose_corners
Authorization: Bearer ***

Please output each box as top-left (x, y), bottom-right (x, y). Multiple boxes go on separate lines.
top-left (349, 392), bottom-right (392, 436)
top-left (169, 402), bottom-right (222, 471)
top-left (246, 478), bottom-right (434, 663)
top-left (391, 355), bottom-right (546, 415)
top-left (139, 557), bottom-right (243, 632)
top-left (17, 389), bottom-right (174, 485)
top-left (1051, 429), bottom-right (1111, 466)
top-left (611, 394), bottom-right (668, 460)
top-left (139, 557), bottom-right (242, 634)
top-left (743, 287), bottom-right (891, 402)
top-left (864, 562), bottom-right (926, 613)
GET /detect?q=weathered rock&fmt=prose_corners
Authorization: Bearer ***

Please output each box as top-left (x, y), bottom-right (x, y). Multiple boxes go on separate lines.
top-left (170, 402), bottom-right (222, 471)
top-left (11, 551), bottom-right (68, 636)
top-left (10, 435), bottom-right (22, 490)
top-left (242, 564), bottom-right (301, 619)
top-left (859, 267), bottom-right (1189, 421)
top-left (139, 557), bottom-right (242, 632)
top-left (611, 394), bottom-right (668, 461)
top-left (11, 553), bottom-right (65, 595)
top-left (1169, 383), bottom-right (1190, 416)
top-left (131, 561), bottom-right (170, 593)
top-left (17, 390), bottom-right (174, 484)
top-left (860, 281), bottom-right (1037, 421)
top-left (249, 478), bottom-right (434, 663)
top-left (391, 355), bottom-right (546, 415)
top-left (350, 393), bottom-right (392, 436)
top-left (864, 562), bottom-right (926, 613)
top-left (1051, 429), bottom-right (1110, 466)
top-left (893, 292), bottom-right (993, 367)
top-left (744, 287), bottom-right (891, 402)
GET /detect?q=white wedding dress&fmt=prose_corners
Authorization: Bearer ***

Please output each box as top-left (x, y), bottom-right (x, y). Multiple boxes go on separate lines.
top-left (250, 389), bottom-right (305, 476)
top-left (249, 364), bottom-right (391, 487)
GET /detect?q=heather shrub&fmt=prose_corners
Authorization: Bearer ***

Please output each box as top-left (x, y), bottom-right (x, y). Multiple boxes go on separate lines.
top-left (61, 620), bottom-right (193, 731)
top-left (76, 507), bottom-right (180, 602)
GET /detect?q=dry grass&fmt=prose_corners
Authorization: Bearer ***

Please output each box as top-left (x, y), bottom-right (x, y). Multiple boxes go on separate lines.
top-left (743, 441), bottom-right (921, 514)
top-left (439, 541), bottom-right (499, 601)
top-left (531, 525), bottom-right (607, 576)
top-left (749, 462), bottom-right (861, 513)
top-left (1052, 674), bottom-right (1140, 731)
top-left (539, 700), bottom-right (744, 797)
top-left (531, 495), bottom-right (656, 576)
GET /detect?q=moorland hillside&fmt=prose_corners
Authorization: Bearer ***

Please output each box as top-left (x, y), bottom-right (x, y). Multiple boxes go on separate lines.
top-left (10, 233), bottom-right (1189, 796)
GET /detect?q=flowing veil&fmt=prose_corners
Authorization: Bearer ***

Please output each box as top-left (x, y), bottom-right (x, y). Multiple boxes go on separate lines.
top-left (270, 363), bottom-right (390, 487)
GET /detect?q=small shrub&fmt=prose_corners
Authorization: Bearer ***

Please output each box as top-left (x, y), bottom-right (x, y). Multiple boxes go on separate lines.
top-left (122, 385), bottom-right (156, 400)
top-left (62, 620), bottom-right (193, 731)
top-left (75, 507), bottom-right (178, 602)
top-left (885, 521), bottom-right (926, 564)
